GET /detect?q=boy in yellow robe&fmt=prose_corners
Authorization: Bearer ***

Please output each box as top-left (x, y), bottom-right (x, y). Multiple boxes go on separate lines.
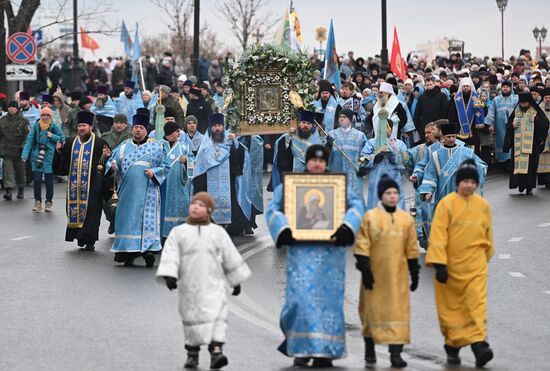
top-left (354, 175), bottom-right (420, 368)
top-left (426, 159), bottom-right (494, 368)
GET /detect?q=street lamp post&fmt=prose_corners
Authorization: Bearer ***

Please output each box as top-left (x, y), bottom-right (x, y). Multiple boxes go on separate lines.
top-left (70, 0), bottom-right (82, 91)
top-left (495, 0), bottom-right (508, 59)
top-left (380, 0), bottom-right (388, 71)
top-left (193, 0), bottom-right (200, 78)
top-left (533, 26), bottom-right (547, 59)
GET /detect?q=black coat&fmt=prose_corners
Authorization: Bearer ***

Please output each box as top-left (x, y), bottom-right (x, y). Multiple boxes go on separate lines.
top-left (413, 87), bottom-right (448, 139)
top-left (186, 98), bottom-right (213, 134)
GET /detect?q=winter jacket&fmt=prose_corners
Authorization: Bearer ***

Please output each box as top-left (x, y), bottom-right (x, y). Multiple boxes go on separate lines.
top-left (413, 86), bottom-right (449, 138)
top-left (21, 121), bottom-right (65, 173)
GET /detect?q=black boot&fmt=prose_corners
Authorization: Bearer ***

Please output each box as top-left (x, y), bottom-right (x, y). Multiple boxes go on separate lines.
top-left (208, 342), bottom-right (228, 369)
top-left (143, 252), bottom-right (155, 268)
top-left (444, 344), bottom-right (461, 365)
top-left (4, 188), bottom-right (12, 201)
top-left (293, 357), bottom-right (310, 367)
top-left (17, 187), bottom-right (24, 199)
top-left (471, 341), bottom-right (493, 368)
top-left (526, 188), bottom-right (533, 196)
top-left (84, 243), bottom-right (95, 251)
top-left (184, 345), bottom-right (200, 368)
top-left (108, 222), bottom-right (115, 234)
top-left (364, 337), bottom-right (377, 364)
top-left (389, 344), bottom-right (407, 368)
top-left (311, 358), bottom-right (333, 367)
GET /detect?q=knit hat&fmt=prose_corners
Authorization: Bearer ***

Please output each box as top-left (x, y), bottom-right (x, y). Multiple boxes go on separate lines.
top-left (377, 174), bottom-right (400, 199)
top-left (184, 115), bottom-right (198, 126)
top-left (159, 85), bottom-right (172, 94)
top-left (42, 94), bottom-right (53, 104)
top-left (305, 144), bottom-right (330, 164)
top-left (339, 109), bottom-right (354, 123)
top-left (40, 107), bottom-right (53, 117)
top-left (19, 92), bottom-right (30, 100)
top-left (456, 159), bottom-right (479, 185)
top-left (163, 121), bottom-right (179, 137)
top-left (77, 111), bottom-right (95, 125)
top-left (183, 80), bottom-right (193, 87)
top-left (191, 192), bottom-right (216, 214)
top-left (8, 100), bottom-right (19, 109)
top-left (113, 113), bottom-right (128, 124)
top-left (189, 87), bottom-right (201, 97)
top-left (79, 96), bottom-right (92, 107)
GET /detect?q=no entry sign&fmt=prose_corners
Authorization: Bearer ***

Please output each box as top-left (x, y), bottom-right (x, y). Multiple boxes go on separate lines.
top-left (6, 32), bottom-right (37, 64)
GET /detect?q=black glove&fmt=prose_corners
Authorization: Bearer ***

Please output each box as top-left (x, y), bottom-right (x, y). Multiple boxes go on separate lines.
top-left (374, 152), bottom-right (385, 164)
top-left (408, 258), bottom-right (420, 291)
top-left (326, 135), bottom-right (334, 147)
top-left (357, 166), bottom-right (369, 177)
top-left (164, 276), bottom-right (177, 291)
top-left (355, 255), bottom-right (374, 290)
top-left (232, 284), bottom-right (241, 296)
top-left (434, 264), bottom-right (448, 284)
top-left (276, 228), bottom-right (296, 247)
top-left (330, 224), bottom-right (355, 246)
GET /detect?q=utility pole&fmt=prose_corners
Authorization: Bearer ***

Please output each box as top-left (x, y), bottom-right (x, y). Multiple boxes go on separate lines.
top-left (193, 0), bottom-right (200, 78)
top-left (70, 0), bottom-right (82, 91)
top-left (380, 0), bottom-right (388, 72)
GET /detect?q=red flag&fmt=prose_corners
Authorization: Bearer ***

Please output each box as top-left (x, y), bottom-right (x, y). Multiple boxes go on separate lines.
top-left (80, 26), bottom-right (100, 54)
top-left (390, 26), bottom-right (407, 82)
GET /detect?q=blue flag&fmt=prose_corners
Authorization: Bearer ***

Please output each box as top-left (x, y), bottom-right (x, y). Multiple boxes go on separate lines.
top-left (323, 19), bottom-right (340, 90)
top-left (120, 21), bottom-right (132, 56)
top-left (131, 23), bottom-right (141, 87)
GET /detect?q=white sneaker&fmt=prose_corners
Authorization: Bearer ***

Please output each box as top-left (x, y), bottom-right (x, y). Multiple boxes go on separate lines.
top-left (44, 201), bottom-right (53, 212)
top-left (32, 201), bottom-right (43, 212)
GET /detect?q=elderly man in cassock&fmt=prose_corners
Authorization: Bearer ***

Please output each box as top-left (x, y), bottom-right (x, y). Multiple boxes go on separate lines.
top-left (426, 160), bottom-right (494, 368)
top-left (57, 111), bottom-right (110, 251)
top-left (314, 79), bottom-right (341, 131)
top-left (328, 109), bottom-right (367, 203)
top-left (367, 82), bottom-right (407, 140)
top-left (420, 121), bottom-right (486, 208)
top-left (237, 134), bottom-right (264, 235)
top-left (266, 144), bottom-right (364, 368)
top-left (484, 81), bottom-right (518, 168)
top-left (192, 113), bottom-right (253, 237)
top-left (116, 80), bottom-right (144, 120)
top-left (536, 88), bottom-right (550, 187)
top-left (159, 121), bottom-right (194, 241)
top-left (107, 114), bottom-right (166, 267)
top-left (504, 92), bottom-right (550, 195)
top-left (270, 110), bottom-right (326, 190)
top-left (448, 77), bottom-right (486, 156)
top-left (357, 110), bottom-right (409, 211)
top-left (91, 85), bottom-right (118, 134)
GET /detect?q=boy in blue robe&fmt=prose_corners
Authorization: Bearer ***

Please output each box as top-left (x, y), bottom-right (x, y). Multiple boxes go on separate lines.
top-left (159, 122), bottom-right (194, 242)
top-left (266, 144), bottom-right (364, 368)
top-left (106, 114), bottom-right (166, 267)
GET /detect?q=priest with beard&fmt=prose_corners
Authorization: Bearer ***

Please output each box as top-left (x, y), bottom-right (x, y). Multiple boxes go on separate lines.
top-left (537, 88), bottom-right (550, 187)
top-left (91, 85), bottom-right (117, 134)
top-left (116, 80), bottom-right (144, 120)
top-left (367, 82), bottom-right (407, 140)
top-left (504, 92), bottom-right (549, 195)
top-left (192, 113), bottom-right (253, 236)
top-left (270, 110), bottom-right (327, 190)
top-left (314, 79), bottom-right (341, 131)
top-left (57, 111), bottom-right (111, 251)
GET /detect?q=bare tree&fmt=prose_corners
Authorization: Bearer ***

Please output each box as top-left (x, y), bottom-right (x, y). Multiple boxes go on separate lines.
top-left (151, 0), bottom-right (194, 58)
top-left (215, 0), bottom-right (277, 51)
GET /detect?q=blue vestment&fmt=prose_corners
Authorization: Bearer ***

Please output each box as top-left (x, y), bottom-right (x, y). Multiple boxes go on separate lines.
top-left (115, 91), bottom-right (144, 122)
top-left (160, 140), bottom-right (194, 237)
top-left (328, 127), bottom-right (367, 204)
top-left (107, 138), bottom-right (166, 252)
top-left (91, 96), bottom-right (118, 118)
top-left (484, 94), bottom-right (518, 162)
top-left (360, 138), bottom-right (408, 210)
top-left (21, 105), bottom-right (40, 126)
top-left (239, 135), bottom-right (264, 214)
top-left (266, 184), bottom-right (364, 359)
top-left (315, 96), bottom-right (339, 131)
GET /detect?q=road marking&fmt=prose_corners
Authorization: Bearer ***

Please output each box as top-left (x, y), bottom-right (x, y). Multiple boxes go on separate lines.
top-left (499, 254), bottom-right (511, 259)
top-left (508, 237), bottom-right (523, 242)
top-left (242, 244), bottom-right (269, 260)
top-left (10, 236), bottom-right (32, 241)
top-left (544, 291), bottom-right (550, 295)
top-left (509, 272), bottom-right (525, 278)
top-left (538, 222), bottom-right (550, 227)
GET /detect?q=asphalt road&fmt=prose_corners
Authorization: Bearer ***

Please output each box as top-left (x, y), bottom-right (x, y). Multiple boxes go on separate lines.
top-left (0, 173), bottom-right (549, 371)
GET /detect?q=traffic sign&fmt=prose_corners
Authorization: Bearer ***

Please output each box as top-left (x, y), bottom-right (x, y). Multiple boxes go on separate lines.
top-left (6, 32), bottom-right (37, 64)
top-left (6, 64), bottom-right (37, 81)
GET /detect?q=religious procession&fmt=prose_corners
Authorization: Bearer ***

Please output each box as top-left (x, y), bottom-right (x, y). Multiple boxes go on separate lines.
top-left (1, 0), bottom-right (550, 370)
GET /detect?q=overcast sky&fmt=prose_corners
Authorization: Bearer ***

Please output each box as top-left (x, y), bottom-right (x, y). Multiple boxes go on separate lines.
top-left (39, 0), bottom-right (550, 60)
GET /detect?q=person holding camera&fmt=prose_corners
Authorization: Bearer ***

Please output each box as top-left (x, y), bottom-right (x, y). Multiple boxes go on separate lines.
top-left (21, 107), bottom-right (65, 212)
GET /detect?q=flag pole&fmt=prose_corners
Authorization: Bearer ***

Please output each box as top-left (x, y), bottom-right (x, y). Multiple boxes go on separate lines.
top-left (138, 57), bottom-right (146, 91)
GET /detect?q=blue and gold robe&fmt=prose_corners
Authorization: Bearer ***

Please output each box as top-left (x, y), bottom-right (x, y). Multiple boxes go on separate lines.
top-left (266, 184), bottom-right (364, 359)
top-left (107, 138), bottom-right (166, 252)
top-left (160, 140), bottom-right (194, 237)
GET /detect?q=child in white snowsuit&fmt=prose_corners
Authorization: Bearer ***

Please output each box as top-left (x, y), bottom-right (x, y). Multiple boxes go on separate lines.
top-left (156, 192), bottom-right (251, 369)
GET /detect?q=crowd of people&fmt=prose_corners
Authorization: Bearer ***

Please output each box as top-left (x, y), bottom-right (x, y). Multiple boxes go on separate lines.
top-left (1, 46), bottom-right (550, 369)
